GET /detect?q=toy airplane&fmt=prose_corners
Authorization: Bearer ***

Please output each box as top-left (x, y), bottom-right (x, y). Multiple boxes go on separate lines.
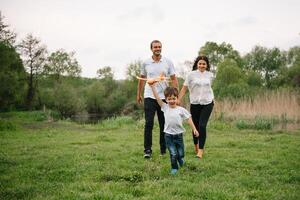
top-left (136, 73), bottom-right (170, 84)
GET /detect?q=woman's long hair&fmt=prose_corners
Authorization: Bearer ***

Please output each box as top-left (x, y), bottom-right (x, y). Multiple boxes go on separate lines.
top-left (192, 55), bottom-right (210, 71)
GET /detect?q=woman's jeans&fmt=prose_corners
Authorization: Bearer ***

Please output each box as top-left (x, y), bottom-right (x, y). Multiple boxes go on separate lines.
top-left (165, 133), bottom-right (184, 170)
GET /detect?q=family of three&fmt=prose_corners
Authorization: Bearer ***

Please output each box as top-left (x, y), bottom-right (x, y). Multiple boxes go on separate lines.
top-left (136, 40), bottom-right (214, 174)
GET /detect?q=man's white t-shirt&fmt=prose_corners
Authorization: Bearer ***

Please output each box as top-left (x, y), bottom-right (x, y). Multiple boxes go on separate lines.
top-left (161, 103), bottom-right (191, 135)
top-left (141, 56), bottom-right (175, 100)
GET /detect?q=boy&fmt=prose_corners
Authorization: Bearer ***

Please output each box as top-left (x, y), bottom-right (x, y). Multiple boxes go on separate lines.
top-left (149, 83), bottom-right (199, 174)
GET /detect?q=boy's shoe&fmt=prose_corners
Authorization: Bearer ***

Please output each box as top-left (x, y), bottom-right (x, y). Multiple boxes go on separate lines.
top-left (170, 169), bottom-right (178, 175)
top-left (178, 159), bottom-right (185, 167)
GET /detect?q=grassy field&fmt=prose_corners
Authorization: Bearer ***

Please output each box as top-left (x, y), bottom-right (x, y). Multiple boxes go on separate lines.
top-left (0, 112), bottom-right (299, 200)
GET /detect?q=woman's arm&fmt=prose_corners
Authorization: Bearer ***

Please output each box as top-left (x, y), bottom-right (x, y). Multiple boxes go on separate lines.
top-left (178, 85), bottom-right (187, 105)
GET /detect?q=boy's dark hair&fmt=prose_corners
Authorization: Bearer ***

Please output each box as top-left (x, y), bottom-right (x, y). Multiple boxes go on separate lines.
top-left (164, 87), bottom-right (179, 98)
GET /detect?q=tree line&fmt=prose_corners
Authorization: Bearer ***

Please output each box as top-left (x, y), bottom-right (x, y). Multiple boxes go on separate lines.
top-left (0, 12), bottom-right (299, 118)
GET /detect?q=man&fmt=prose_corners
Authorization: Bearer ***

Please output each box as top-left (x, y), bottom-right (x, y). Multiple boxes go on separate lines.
top-left (137, 40), bottom-right (179, 159)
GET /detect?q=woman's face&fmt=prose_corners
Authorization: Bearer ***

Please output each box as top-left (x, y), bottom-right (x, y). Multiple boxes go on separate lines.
top-left (197, 59), bottom-right (207, 72)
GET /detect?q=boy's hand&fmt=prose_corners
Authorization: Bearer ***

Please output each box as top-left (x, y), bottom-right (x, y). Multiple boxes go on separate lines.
top-left (147, 79), bottom-right (158, 85)
top-left (193, 129), bottom-right (199, 137)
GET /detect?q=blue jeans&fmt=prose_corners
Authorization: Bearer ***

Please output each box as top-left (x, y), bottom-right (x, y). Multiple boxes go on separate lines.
top-left (165, 133), bottom-right (184, 170)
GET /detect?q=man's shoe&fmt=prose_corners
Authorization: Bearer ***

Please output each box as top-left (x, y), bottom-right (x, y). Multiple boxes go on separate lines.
top-left (144, 150), bottom-right (152, 159)
top-left (144, 153), bottom-right (151, 159)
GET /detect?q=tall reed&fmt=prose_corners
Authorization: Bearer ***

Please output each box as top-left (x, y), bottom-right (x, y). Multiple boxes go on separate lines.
top-left (212, 89), bottom-right (300, 121)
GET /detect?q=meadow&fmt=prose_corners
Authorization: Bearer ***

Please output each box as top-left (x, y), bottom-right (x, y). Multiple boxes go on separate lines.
top-left (0, 111), bottom-right (299, 200)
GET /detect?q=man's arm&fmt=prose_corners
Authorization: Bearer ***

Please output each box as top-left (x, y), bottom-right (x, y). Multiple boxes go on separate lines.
top-left (136, 75), bottom-right (146, 104)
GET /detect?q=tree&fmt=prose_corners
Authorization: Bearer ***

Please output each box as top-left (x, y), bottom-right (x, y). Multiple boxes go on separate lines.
top-left (19, 34), bottom-right (47, 109)
top-left (0, 12), bottom-right (16, 47)
top-left (213, 58), bottom-right (249, 99)
top-left (126, 60), bottom-right (141, 81)
top-left (199, 41), bottom-right (243, 73)
top-left (44, 49), bottom-right (81, 81)
top-left (0, 14), bottom-right (26, 110)
top-left (0, 41), bottom-right (26, 110)
top-left (97, 66), bottom-right (114, 80)
top-left (244, 46), bottom-right (285, 88)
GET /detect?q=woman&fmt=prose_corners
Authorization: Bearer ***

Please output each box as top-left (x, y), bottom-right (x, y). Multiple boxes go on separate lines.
top-left (178, 55), bottom-right (214, 159)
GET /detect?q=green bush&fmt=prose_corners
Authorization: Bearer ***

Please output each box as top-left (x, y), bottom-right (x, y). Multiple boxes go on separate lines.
top-left (235, 118), bottom-right (273, 130)
top-left (54, 84), bottom-right (86, 118)
top-left (0, 120), bottom-right (17, 131)
top-left (97, 116), bottom-right (135, 129)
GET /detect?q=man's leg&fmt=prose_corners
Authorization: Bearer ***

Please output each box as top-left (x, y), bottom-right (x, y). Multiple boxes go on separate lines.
top-left (144, 98), bottom-right (156, 157)
top-left (157, 102), bottom-right (166, 154)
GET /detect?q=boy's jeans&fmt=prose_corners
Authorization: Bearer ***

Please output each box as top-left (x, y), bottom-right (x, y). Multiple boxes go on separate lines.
top-left (165, 133), bottom-right (184, 170)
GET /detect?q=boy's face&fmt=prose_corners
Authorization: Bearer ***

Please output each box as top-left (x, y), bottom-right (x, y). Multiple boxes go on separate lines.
top-left (166, 95), bottom-right (177, 108)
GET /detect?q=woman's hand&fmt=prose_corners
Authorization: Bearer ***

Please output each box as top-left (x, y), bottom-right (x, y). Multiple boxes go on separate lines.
top-left (193, 128), bottom-right (199, 137)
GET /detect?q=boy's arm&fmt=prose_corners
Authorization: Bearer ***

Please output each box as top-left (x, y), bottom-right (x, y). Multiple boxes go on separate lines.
top-left (149, 84), bottom-right (164, 107)
top-left (187, 117), bottom-right (199, 137)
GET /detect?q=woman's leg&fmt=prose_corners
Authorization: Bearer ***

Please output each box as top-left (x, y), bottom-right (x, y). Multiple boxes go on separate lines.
top-left (190, 104), bottom-right (201, 153)
top-left (198, 102), bottom-right (214, 149)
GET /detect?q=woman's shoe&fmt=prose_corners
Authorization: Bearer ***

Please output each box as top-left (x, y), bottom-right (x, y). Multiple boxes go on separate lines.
top-left (194, 144), bottom-right (199, 154)
top-left (196, 149), bottom-right (204, 159)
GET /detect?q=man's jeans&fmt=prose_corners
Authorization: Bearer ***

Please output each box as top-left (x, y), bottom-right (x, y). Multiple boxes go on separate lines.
top-left (144, 98), bottom-right (166, 154)
top-left (165, 133), bottom-right (184, 170)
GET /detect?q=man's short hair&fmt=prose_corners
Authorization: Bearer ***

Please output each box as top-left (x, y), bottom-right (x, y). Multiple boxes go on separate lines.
top-left (150, 40), bottom-right (162, 49)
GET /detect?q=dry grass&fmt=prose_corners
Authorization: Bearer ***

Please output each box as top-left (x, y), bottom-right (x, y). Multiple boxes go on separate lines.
top-left (213, 90), bottom-right (300, 121)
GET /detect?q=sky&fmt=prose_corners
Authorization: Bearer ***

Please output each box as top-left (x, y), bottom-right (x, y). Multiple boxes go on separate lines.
top-left (1, 0), bottom-right (300, 79)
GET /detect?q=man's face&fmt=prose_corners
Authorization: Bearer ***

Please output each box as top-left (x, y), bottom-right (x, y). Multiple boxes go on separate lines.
top-left (151, 42), bottom-right (162, 56)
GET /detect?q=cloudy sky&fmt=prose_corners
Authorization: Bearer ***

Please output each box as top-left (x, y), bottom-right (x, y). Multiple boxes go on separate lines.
top-left (1, 0), bottom-right (300, 79)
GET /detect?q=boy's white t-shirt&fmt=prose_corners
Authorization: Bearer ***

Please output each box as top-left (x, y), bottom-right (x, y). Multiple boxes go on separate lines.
top-left (183, 70), bottom-right (214, 105)
top-left (161, 103), bottom-right (191, 135)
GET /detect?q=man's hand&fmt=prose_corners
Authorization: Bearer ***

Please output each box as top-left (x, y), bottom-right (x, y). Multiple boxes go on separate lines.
top-left (136, 95), bottom-right (143, 104)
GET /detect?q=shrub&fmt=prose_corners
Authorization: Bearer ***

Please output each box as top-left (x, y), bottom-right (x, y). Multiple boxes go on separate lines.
top-left (235, 117), bottom-right (273, 130)
top-left (0, 120), bottom-right (17, 131)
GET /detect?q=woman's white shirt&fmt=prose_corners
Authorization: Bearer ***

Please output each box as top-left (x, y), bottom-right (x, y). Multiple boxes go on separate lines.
top-left (183, 70), bottom-right (214, 105)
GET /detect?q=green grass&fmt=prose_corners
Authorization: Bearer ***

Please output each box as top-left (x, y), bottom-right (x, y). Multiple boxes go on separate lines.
top-left (0, 112), bottom-right (300, 200)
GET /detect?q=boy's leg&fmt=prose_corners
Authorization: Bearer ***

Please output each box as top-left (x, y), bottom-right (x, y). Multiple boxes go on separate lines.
top-left (144, 98), bottom-right (156, 157)
top-left (164, 134), bottom-right (178, 170)
top-left (175, 134), bottom-right (185, 166)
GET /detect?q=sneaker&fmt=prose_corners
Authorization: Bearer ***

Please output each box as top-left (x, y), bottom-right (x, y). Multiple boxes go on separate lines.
top-left (144, 150), bottom-right (152, 159)
top-left (178, 159), bottom-right (185, 167)
top-left (170, 169), bottom-right (178, 175)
